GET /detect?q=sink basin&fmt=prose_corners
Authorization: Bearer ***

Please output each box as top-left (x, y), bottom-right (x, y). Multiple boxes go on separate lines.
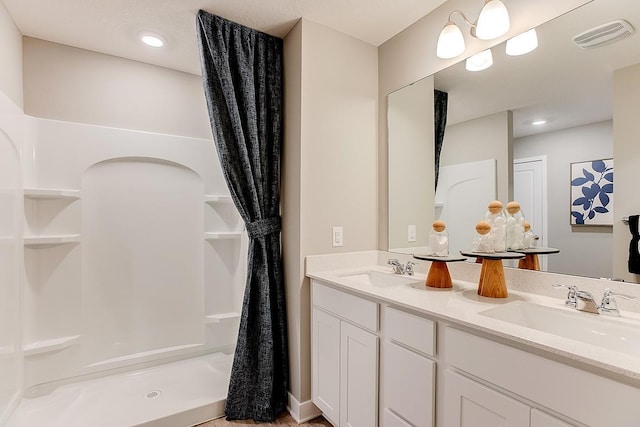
top-left (337, 270), bottom-right (422, 288)
top-left (479, 301), bottom-right (640, 356)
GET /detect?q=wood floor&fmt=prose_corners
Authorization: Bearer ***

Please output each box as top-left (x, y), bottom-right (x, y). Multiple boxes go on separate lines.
top-left (196, 413), bottom-right (333, 426)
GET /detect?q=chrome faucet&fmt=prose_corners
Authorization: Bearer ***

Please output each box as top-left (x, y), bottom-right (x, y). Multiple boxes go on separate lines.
top-left (387, 259), bottom-right (416, 276)
top-left (599, 288), bottom-right (636, 317)
top-left (575, 290), bottom-right (599, 314)
top-left (554, 284), bottom-right (637, 316)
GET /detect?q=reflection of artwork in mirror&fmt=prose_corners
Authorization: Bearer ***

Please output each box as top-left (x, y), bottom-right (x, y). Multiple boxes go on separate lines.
top-left (570, 158), bottom-right (614, 226)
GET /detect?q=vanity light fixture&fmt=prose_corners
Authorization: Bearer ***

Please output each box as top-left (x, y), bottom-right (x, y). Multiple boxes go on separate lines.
top-left (506, 28), bottom-right (538, 56)
top-left (465, 49), bottom-right (493, 71)
top-left (436, 0), bottom-right (511, 59)
top-left (139, 32), bottom-right (165, 48)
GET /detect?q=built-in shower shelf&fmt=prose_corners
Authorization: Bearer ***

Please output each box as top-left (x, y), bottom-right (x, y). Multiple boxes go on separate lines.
top-left (205, 312), bottom-right (241, 324)
top-left (204, 232), bottom-right (242, 240)
top-left (204, 195), bottom-right (233, 204)
top-left (24, 335), bottom-right (80, 357)
top-left (24, 188), bottom-right (80, 200)
top-left (24, 234), bottom-right (81, 247)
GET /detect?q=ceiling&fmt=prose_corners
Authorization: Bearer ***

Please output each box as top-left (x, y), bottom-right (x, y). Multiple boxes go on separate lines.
top-left (434, 0), bottom-right (640, 138)
top-left (2, 0), bottom-right (447, 76)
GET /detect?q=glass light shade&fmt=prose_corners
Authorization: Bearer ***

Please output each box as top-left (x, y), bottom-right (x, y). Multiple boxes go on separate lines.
top-left (475, 0), bottom-right (510, 40)
top-left (437, 22), bottom-right (466, 59)
top-left (465, 49), bottom-right (493, 71)
top-left (506, 28), bottom-right (538, 56)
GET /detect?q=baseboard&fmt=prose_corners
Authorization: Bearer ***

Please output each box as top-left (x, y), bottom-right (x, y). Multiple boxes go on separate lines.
top-left (287, 392), bottom-right (322, 424)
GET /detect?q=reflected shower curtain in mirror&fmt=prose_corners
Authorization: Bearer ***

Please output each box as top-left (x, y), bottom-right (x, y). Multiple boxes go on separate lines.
top-left (434, 90), bottom-right (448, 189)
top-left (196, 11), bottom-right (288, 421)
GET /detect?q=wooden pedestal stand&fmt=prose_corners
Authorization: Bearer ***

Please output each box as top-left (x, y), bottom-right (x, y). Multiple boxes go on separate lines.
top-left (413, 255), bottom-right (467, 288)
top-left (460, 251), bottom-right (525, 298)
top-left (513, 247), bottom-right (560, 271)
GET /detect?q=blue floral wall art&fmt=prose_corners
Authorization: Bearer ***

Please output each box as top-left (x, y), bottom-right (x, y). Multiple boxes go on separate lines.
top-left (570, 158), bottom-right (613, 226)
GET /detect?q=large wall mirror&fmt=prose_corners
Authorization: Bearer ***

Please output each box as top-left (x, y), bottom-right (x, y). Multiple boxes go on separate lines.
top-left (388, 0), bottom-right (640, 282)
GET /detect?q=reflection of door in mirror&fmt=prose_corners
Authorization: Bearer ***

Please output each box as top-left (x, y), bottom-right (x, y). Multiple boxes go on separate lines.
top-left (435, 159), bottom-right (496, 258)
top-left (514, 156), bottom-right (547, 270)
top-left (387, 76), bottom-right (435, 253)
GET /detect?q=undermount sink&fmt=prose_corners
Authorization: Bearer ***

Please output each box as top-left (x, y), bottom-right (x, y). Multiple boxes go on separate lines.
top-left (337, 270), bottom-right (422, 288)
top-left (479, 301), bottom-right (640, 356)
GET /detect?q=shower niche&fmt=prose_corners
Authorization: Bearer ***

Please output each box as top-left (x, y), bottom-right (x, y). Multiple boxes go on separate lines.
top-left (21, 117), bottom-right (245, 390)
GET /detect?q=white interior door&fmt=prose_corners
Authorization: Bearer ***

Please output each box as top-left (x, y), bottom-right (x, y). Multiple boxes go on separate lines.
top-left (514, 156), bottom-right (547, 270)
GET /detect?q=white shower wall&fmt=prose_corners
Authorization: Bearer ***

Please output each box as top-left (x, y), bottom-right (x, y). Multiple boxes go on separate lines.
top-left (21, 116), bottom-right (245, 391)
top-left (0, 90), bottom-right (24, 424)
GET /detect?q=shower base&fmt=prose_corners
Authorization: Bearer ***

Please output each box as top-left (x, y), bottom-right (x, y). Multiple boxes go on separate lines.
top-left (7, 352), bottom-right (233, 427)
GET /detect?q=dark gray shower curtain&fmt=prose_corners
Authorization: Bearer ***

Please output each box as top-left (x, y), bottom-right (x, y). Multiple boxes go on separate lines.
top-left (434, 90), bottom-right (448, 189)
top-left (196, 10), bottom-right (288, 421)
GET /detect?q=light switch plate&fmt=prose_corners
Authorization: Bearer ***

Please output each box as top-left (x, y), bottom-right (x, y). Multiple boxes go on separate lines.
top-left (332, 226), bottom-right (343, 247)
top-left (408, 224), bottom-right (416, 242)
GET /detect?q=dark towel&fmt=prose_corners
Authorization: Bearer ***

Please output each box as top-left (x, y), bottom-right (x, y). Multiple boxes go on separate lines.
top-left (629, 215), bottom-right (640, 274)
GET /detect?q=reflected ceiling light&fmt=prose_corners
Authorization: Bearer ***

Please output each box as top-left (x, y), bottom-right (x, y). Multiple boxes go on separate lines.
top-left (436, 0), bottom-right (511, 59)
top-left (139, 32), bottom-right (165, 48)
top-left (506, 28), bottom-right (538, 56)
top-left (476, 0), bottom-right (511, 40)
top-left (465, 49), bottom-right (493, 71)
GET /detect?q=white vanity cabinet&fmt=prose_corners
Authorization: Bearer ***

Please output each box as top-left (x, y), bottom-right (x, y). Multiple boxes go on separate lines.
top-left (442, 326), bottom-right (640, 427)
top-left (311, 281), bottom-right (379, 427)
top-left (382, 306), bottom-right (436, 427)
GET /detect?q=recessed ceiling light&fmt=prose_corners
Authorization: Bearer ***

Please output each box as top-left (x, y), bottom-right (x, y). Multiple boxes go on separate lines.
top-left (139, 32), bottom-right (165, 48)
top-left (532, 120), bottom-right (547, 126)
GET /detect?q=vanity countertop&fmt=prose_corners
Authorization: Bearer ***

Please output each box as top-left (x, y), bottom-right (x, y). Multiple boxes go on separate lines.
top-left (307, 262), bottom-right (640, 384)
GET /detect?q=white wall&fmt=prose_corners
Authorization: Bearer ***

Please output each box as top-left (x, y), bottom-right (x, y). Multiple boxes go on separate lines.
top-left (22, 37), bottom-right (211, 140)
top-left (441, 111), bottom-right (513, 204)
top-left (515, 121), bottom-right (613, 279)
top-left (283, 18), bottom-right (378, 407)
top-left (377, 0), bottom-right (591, 250)
top-left (613, 63), bottom-right (640, 283)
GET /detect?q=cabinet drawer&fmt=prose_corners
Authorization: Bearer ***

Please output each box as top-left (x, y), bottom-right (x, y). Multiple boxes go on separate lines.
top-left (384, 306), bottom-right (435, 356)
top-left (312, 281), bottom-right (378, 332)
top-left (446, 327), bottom-right (640, 427)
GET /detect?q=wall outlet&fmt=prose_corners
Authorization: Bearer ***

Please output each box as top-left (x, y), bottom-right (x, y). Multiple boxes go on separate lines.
top-left (332, 226), bottom-right (343, 247)
top-left (408, 224), bottom-right (417, 242)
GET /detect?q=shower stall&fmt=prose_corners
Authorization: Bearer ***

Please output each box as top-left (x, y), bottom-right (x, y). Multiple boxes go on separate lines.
top-left (0, 98), bottom-right (246, 426)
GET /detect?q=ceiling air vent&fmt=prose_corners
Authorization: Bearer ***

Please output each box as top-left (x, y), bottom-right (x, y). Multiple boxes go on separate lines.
top-left (572, 19), bottom-right (635, 49)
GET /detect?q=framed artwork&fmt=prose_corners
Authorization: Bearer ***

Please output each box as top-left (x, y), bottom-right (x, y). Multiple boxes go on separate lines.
top-left (570, 158), bottom-right (613, 226)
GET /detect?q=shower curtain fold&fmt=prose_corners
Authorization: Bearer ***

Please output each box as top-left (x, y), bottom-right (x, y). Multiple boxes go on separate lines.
top-left (196, 10), bottom-right (288, 422)
top-left (434, 90), bottom-right (448, 190)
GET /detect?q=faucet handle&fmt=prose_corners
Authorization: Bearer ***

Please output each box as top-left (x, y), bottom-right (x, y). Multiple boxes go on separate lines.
top-left (553, 284), bottom-right (578, 308)
top-left (405, 261), bottom-right (416, 276)
top-left (600, 288), bottom-right (636, 316)
top-left (602, 288), bottom-right (635, 301)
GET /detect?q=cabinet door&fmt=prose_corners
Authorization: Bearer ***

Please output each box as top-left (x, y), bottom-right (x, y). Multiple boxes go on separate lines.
top-left (340, 321), bottom-right (379, 427)
top-left (531, 409), bottom-right (575, 427)
top-left (312, 308), bottom-right (341, 425)
top-left (444, 371), bottom-right (529, 427)
top-left (384, 341), bottom-right (435, 427)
